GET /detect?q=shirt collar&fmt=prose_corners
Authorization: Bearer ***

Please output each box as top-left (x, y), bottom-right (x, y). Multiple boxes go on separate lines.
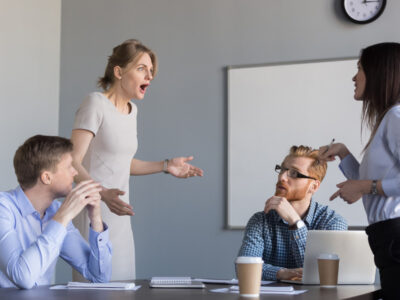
top-left (14, 186), bottom-right (36, 217)
top-left (303, 199), bottom-right (317, 226)
top-left (15, 186), bottom-right (61, 221)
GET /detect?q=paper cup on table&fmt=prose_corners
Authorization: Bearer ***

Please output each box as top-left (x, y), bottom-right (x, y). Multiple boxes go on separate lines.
top-left (318, 253), bottom-right (339, 287)
top-left (235, 256), bottom-right (263, 297)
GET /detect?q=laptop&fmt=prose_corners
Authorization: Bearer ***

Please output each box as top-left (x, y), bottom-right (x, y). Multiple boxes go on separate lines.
top-left (282, 230), bottom-right (376, 285)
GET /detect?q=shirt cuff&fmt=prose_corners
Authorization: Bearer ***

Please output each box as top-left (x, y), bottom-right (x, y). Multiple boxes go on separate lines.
top-left (88, 222), bottom-right (109, 247)
top-left (289, 226), bottom-right (307, 245)
top-left (267, 265), bottom-right (283, 280)
top-left (339, 154), bottom-right (359, 179)
top-left (43, 219), bottom-right (67, 245)
top-left (381, 178), bottom-right (399, 197)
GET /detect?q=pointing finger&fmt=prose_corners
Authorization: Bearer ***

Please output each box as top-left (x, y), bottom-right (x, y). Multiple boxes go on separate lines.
top-left (330, 190), bottom-right (341, 201)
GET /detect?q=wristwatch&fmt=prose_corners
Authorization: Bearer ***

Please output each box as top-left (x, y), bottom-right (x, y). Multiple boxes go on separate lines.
top-left (290, 220), bottom-right (305, 230)
top-left (370, 180), bottom-right (378, 195)
top-left (163, 159), bottom-right (170, 174)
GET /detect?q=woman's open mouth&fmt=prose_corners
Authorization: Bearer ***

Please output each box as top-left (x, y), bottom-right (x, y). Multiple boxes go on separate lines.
top-left (140, 84), bottom-right (149, 93)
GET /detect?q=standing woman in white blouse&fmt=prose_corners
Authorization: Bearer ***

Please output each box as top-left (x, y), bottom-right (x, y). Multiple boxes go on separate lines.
top-left (319, 43), bottom-right (400, 299)
top-left (70, 39), bottom-right (203, 281)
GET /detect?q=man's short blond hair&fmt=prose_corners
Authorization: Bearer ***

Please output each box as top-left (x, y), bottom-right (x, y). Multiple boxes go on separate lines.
top-left (285, 145), bottom-right (327, 182)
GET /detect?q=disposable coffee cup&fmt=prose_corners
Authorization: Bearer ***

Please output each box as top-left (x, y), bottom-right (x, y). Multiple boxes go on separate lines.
top-left (317, 253), bottom-right (339, 287)
top-left (235, 256), bottom-right (263, 297)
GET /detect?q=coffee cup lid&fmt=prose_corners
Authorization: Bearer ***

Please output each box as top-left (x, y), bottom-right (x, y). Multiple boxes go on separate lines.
top-left (318, 253), bottom-right (339, 260)
top-left (235, 256), bottom-right (263, 264)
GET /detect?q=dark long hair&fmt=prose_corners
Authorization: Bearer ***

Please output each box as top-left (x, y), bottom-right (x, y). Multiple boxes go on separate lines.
top-left (360, 42), bottom-right (400, 150)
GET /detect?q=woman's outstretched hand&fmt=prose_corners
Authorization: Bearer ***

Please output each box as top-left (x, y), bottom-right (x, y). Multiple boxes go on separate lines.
top-left (167, 156), bottom-right (204, 178)
top-left (100, 187), bottom-right (134, 216)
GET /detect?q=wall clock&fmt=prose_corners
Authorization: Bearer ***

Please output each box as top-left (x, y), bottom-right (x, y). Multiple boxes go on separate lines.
top-left (342, 0), bottom-right (386, 24)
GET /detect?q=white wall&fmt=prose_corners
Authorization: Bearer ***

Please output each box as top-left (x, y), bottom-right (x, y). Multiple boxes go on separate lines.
top-left (0, 0), bottom-right (61, 189)
top-left (59, 0), bottom-right (400, 282)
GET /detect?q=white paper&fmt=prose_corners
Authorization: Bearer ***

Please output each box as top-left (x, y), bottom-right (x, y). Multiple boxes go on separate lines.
top-left (231, 285), bottom-right (293, 292)
top-left (210, 288), bottom-right (231, 293)
top-left (50, 282), bottom-right (139, 290)
top-left (194, 278), bottom-right (237, 284)
top-left (50, 285), bottom-right (68, 290)
top-left (209, 286), bottom-right (307, 295)
top-left (68, 281), bottom-right (136, 289)
top-left (194, 278), bottom-right (275, 285)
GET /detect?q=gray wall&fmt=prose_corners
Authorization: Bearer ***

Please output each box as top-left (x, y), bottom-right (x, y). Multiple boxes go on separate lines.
top-left (0, 0), bottom-right (60, 190)
top-left (58, 0), bottom-right (400, 282)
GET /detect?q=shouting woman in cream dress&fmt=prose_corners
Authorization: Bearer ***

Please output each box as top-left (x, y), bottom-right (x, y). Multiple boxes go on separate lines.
top-left (71, 39), bottom-right (203, 281)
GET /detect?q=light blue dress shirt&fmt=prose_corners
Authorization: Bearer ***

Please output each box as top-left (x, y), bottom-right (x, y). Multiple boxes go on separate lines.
top-left (339, 105), bottom-right (400, 224)
top-left (0, 186), bottom-right (112, 289)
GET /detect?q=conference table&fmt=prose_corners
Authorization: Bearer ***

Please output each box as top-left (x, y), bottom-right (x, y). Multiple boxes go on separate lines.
top-left (0, 280), bottom-right (381, 300)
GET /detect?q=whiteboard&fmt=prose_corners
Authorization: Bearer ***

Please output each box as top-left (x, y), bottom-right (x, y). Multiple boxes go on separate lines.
top-left (228, 59), bottom-right (369, 228)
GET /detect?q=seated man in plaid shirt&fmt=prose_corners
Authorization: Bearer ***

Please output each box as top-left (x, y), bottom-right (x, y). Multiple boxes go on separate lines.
top-left (238, 145), bottom-right (347, 281)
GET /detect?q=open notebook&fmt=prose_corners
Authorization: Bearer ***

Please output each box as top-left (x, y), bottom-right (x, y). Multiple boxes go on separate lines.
top-left (150, 277), bottom-right (205, 288)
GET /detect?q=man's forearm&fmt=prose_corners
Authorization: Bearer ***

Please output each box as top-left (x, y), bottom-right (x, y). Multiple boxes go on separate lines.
top-left (263, 263), bottom-right (283, 280)
top-left (289, 227), bottom-right (308, 267)
top-left (88, 209), bottom-right (104, 232)
top-left (0, 220), bottom-right (66, 289)
top-left (62, 224), bottom-right (112, 283)
top-left (90, 218), bottom-right (104, 232)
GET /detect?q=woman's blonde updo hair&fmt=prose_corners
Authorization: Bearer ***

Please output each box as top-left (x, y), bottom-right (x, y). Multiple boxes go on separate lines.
top-left (97, 39), bottom-right (158, 90)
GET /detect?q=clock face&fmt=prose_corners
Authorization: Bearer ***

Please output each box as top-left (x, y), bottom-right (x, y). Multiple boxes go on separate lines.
top-left (342, 0), bottom-right (386, 24)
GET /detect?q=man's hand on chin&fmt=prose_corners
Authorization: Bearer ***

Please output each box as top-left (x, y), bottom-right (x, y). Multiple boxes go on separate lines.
top-left (264, 196), bottom-right (300, 226)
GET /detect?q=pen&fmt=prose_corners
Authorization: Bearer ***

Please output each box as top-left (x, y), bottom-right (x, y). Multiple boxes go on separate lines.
top-left (324, 138), bottom-right (335, 154)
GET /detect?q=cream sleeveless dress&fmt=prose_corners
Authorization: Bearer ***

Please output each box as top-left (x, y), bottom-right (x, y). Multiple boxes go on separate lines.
top-left (72, 92), bottom-right (137, 281)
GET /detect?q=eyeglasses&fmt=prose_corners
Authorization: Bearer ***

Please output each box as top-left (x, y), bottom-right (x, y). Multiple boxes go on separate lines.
top-left (275, 164), bottom-right (316, 180)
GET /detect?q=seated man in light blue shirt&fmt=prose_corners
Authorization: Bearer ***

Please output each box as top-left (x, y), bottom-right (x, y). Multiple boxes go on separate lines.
top-left (238, 145), bottom-right (347, 281)
top-left (0, 135), bottom-right (112, 289)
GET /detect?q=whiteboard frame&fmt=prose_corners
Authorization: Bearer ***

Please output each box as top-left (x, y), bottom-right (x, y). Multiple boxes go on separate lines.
top-left (227, 57), bottom-right (368, 229)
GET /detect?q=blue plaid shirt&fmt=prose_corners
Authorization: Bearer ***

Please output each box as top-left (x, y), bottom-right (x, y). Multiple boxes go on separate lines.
top-left (238, 200), bottom-right (347, 280)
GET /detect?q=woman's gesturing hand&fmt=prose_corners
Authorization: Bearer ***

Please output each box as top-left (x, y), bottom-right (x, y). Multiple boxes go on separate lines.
top-left (167, 156), bottom-right (204, 178)
top-left (318, 143), bottom-right (350, 161)
top-left (100, 188), bottom-right (134, 216)
top-left (330, 180), bottom-right (371, 204)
